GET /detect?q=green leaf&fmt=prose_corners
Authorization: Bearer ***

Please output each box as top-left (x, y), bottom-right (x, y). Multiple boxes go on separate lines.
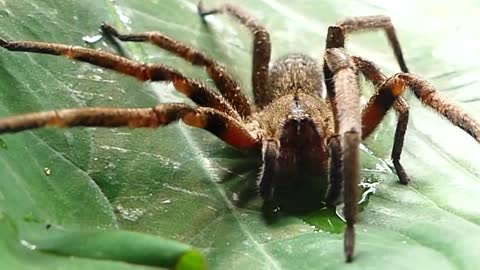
top-left (0, 213), bottom-right (204, 269)
top-left (0, 0), bottom-right (479, 269)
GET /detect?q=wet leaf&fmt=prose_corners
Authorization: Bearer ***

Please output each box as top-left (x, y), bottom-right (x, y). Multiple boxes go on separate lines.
top-left (0, 0), bottom-right (479, 269)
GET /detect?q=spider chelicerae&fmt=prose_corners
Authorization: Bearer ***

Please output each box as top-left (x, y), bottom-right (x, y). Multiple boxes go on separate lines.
top-left (0, 1), bottom-right (479, 263)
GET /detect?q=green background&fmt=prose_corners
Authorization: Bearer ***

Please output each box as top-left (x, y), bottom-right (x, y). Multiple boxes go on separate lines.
top-left (0, 0), bottom-right (479, 269)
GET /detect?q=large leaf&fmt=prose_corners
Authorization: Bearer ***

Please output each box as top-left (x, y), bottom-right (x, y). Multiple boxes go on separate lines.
top-left (0, 0), bottom-right (479, 269)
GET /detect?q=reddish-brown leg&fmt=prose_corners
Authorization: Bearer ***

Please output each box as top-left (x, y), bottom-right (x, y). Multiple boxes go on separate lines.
top-left (359, 66), bottom-right (480, 181)
top-left (391, 98), bottom-right (410, 184)
top-left (324, 48), bottom-right (362, 263)
top-left (0, 38), bottom-right (240, 120)
top-left (353, 56), bottom-right (410, 184)
top-left (360, 72), bottom-right (480, 143)
top-left (399, 73), bottom-right (480, 142)
top-left (0, 104), bottom-right (259, 150)
top-left (198, 1), bottom-right (272, 108)
top-left (101, 23), bottom-right (251, 118)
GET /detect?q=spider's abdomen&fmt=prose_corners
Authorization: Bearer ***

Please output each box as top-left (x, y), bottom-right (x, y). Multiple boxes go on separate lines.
top-left (268, 54), bottom-right (324, 103)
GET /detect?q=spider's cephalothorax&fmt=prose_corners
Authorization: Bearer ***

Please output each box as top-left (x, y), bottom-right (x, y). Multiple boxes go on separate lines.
top-left (254, 54), bottom-right (334, 204)
top-left (0, 1), bottom-right (479, 263)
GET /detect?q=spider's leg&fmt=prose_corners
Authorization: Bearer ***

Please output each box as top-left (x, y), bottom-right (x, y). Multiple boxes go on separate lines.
top-left (326, 15), bottom-right (408, 72)
top-left (325, 135), bottom-right (344, 206)
top-left (198, 1), bottom-right (271, 108)
top-left (257, 139), bottom-right (280, 218)
top-left (359, 72), bottom-right (480, 143)
top-left (0, 104), bottom-right (259, 150)
top-left (352, 56), bottom-right (411, 184)
top-left (390, 98), bottom-right (410, 184)
top-left (324, 48), bottom-right (362, 263)
top-left (355, 57), bottom-right (480, 181)
top-left (101, 23), bottom-right (251, 118)
top-left (398, 73), bottom-right (480, 142)
top-left (257, 139), bottom-right (277, 201)
top-left (0, 38), bottom-right (240, 120)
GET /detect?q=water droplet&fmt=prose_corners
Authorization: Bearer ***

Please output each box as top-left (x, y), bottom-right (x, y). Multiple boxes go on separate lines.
top-left (117, 10), bottom-right (131, 25)
top-left (82, 34), bottom-right (102, 44)
top-left (63, 131), bottom-right (75, 146)
top-left (90, 74), bottom-right (103, 81)
top-left (43, 168), bottom-right (51, 176)
top-left (358, 181), bottom-right (379, 205)
top-left (115, 205), bottom-right (145, 221)
top-left (20, 240), bottom-right (37, 250)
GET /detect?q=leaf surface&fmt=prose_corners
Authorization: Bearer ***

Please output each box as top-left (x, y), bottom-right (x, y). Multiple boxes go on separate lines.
top-left (0, 0), bottom-right (479, 269)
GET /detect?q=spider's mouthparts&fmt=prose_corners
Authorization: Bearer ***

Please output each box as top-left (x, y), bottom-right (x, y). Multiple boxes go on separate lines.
top-left (281, 116), bottom-right (318, 142)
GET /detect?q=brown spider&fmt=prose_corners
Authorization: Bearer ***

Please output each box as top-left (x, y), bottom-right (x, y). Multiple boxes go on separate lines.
top-left (0, 1), bottom-right (479, 263)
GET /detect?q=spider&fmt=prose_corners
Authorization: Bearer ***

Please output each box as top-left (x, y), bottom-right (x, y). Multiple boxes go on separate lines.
top-left (0, 1), bottom-right (479, 263)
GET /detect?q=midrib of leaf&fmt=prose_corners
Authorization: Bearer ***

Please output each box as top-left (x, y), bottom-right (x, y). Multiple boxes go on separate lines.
top-left (181, 126), bottom-right (283, 270)
top-left (101, 1), bottom-right (284, 268)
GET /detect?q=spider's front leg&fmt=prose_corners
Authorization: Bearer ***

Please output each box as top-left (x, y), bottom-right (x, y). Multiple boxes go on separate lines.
top-left (0, 38), bottom-right (240, 120)
top-left (100, 23), bottom-right (252, 117)
top-left (324, 48), bottom-right (362, 262)
top-left (0, 104), bottom-right (260, 150)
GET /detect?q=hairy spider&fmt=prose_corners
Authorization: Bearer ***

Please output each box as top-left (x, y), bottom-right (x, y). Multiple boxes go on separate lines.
top-left (0, 1), bottom-right (479, 263)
